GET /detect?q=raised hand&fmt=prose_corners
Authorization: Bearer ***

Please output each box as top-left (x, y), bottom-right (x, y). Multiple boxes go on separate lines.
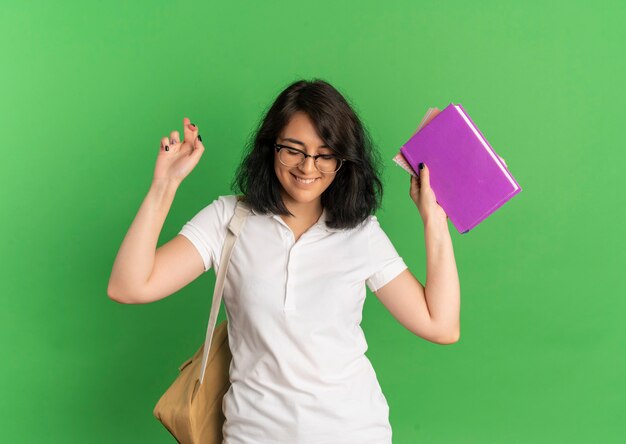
top-left (410, 163), bottom-right (448, 226)
top-left (153, 117), bottom-right (205, 185)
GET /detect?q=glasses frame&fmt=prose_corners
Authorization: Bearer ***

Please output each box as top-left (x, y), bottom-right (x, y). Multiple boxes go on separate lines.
top-left (273, 143), bottom-right (346, 173)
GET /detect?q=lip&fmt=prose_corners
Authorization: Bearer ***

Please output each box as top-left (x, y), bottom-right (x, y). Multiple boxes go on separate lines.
top-left (291, 173), bottom-right (321, 185)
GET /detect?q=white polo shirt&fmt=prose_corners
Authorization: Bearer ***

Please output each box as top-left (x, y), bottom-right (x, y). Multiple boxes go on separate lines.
top-left (179, 194), bottom-right (408, 444)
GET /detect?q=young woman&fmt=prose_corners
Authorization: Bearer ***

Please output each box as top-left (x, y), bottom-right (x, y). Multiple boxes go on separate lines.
top-left (108, 79), bottom-right (460, 443)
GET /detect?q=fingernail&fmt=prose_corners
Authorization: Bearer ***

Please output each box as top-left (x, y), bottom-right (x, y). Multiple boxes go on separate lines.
top-left (419, 162), bottom-right (424, 170)
top-left (165, 145), bottom-right (169, 151)
top-left (198, 134), bottom-right (202, 142)
top-left (190, 123), bottom-right (196, 129)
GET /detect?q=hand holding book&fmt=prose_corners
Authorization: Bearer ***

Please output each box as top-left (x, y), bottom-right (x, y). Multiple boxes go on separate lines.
top-left (393, 104), bottom-right (522, 234)
top-left (409, 162), bottom-right (449, 226)
top-left (394, 108), bottom-right (508, 174)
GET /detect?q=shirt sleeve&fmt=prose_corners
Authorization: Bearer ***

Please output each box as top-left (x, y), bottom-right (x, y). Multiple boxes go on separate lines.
top-left (366, 215), bottom-right (408, 293)
top-left (178, 195), bottom-right (235, 273)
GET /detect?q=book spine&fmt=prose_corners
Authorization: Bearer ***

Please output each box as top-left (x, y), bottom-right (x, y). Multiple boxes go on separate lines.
top-left (454, 104), bottom-right (519, 189)
top-left (399, 144), bottom-right (419, 175)
top-left (454, 104), bottom-right (503, 167)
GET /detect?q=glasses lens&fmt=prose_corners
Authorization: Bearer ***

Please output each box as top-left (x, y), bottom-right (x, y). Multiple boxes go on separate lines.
top-left (316, 155), bottom-right (340, 173)
top-left (279, 147), bottom-right (304, 166)
top-left (278, 146), bottom-right (342, 173)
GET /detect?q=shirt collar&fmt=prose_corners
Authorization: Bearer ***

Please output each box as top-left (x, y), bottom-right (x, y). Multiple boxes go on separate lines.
top-left (314, 207), bottom-right (342, 232)
top-left (249, 206), bottom-right (342, 232)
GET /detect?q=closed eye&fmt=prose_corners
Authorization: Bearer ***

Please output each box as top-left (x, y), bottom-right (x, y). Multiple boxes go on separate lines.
top-left (282, 146), bottom-right (335, 157)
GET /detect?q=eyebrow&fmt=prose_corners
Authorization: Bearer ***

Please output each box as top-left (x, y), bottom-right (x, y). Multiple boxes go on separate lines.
top-left (280, 137), bottom-right (331, 149)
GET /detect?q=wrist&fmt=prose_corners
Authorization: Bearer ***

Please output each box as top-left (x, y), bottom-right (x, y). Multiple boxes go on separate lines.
top-left (423, 216), bottom-right (449, 233)
top-left (149, 178), bottom-right (180, 204)
top-left (422, 216), bottom-right (448, 230)
top-left (151, 177), bottom-right (181, 192)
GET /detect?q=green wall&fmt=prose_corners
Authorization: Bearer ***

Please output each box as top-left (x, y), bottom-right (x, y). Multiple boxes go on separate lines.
top-left (2, 0), bottom-right (624, 442)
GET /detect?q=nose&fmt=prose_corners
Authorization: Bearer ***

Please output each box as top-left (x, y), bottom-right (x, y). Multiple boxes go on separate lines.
top-left (299, 155), bottom-right (318, 175)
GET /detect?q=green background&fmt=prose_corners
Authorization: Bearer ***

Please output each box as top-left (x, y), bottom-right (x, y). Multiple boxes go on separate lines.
top-left (2, 0), bottom-right (624, 442)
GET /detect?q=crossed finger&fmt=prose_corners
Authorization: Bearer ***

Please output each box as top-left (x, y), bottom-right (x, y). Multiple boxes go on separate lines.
top-left (183, 117), bottom-right (198, 145)
top-left (160, 118), bottom-right (198, 152)
top-left (160, 131), bottom-right (180, 152)
top-left (169, 130), bottom-right (180, 146)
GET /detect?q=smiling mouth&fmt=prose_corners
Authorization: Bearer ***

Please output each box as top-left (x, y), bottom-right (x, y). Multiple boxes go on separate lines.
top-left (291, 173), bottom-right (321, 184)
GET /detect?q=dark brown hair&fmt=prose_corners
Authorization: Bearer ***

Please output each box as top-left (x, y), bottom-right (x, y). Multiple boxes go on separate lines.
top-left (230, 78), bottom-right (383, 230)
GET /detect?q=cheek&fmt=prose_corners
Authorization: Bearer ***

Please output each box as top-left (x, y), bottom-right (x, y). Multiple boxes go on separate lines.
top-left (273, 156), bottom-right (284, 177)
top-left (318, 175), bottom-right (335, 191)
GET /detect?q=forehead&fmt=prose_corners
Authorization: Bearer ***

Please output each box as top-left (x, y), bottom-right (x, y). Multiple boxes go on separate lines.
top-left (278, 112), bottom-right (330, 150)
top-left (282, 111), bottom-right (317, 133)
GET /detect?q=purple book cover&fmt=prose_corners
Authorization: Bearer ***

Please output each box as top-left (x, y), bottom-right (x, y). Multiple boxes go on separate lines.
top-left (400, 103), bottom-right (522, 234)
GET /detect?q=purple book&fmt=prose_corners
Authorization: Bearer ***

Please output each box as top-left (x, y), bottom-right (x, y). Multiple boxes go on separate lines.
top-left (399, 103), bottom-right (522, 234)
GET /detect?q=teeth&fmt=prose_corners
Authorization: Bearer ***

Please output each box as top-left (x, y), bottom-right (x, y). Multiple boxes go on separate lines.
top-left (294, 175), bottom-right (318, 184)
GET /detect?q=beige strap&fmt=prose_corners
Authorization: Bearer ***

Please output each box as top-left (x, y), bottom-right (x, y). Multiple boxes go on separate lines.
top-left (199, 198), bottom-right (251, 385)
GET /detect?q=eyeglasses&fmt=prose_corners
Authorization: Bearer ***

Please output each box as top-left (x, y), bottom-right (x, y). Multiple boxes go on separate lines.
top-left (274, 143), bottom-right (345, 173)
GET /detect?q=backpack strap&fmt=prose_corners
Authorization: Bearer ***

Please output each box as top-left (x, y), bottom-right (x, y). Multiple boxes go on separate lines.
top-left (198, 197), bottom-right (251, 384)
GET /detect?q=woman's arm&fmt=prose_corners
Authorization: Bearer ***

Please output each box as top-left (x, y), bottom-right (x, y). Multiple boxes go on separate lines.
top-left (108, 118), bottom-right (207, 304)
top-left (373, 218), bottom-right (460, 344)
top-left (107, 179), bottom-right (179, 303)
top-left (422, 217), bottom-right (460, 340)
top-left (374, 162), bottom-right (460, 344)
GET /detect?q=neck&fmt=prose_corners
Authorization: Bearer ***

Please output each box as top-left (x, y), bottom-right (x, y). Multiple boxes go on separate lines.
top-left (280, 192), bottom-right (323, 224)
